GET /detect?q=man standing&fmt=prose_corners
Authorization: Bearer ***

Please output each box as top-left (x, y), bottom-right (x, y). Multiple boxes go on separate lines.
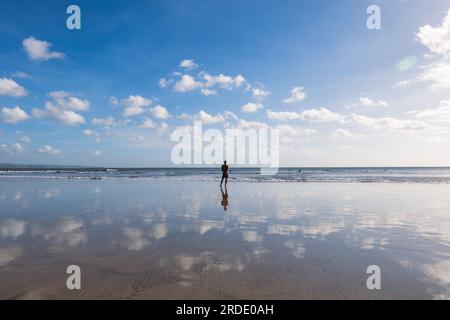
top-left (220, 161), bottom-right (229, 186)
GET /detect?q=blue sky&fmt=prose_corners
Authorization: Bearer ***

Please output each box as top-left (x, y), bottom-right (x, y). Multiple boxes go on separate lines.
top-left (1, 0), bottom-right (450, 167)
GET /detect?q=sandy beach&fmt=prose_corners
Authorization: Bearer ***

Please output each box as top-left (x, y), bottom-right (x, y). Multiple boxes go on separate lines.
top-left (1, 178), bottom-right (450, 299)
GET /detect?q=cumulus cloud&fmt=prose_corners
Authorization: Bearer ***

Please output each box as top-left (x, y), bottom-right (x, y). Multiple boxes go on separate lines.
top-left (32, 91), bottom-right (88, 126)
top-left (283, 86), bottom-right (306, 104)
top-left (399, 10), bottom-right (450, 90)
top-left (159, 78), bottom-right (173, 88)
top-left (351, 114), bottom-right (428, 131)
top-left (201, 72), bottom-right (246, 89)
top-left (22, 37), bottom-right (65, 61)
top-left (0, 78), bottom-right (27, 97)
top-left (158, 122), bottom-right (169, 133)
top-left (179, 59), bottom-right (198, 69)
top-left (36, 145), bottom-right (61, 155)
top-left (83, 129), bottom-right (100, 143)
top-left (251, 87), bottom-right (271, 100)
top-left (49, 91), bottom-right (90, 111)
top-left (350, 97), bottom-right (388, 108)
top-left (267, 107), bottom-right (347, 123)
top-left (412, 99), bottom-right (450, 122)
top-left (241, 102), bottom-right (263, 113)
top-left (0, 142), bottom-right (25, 154)
top-left (109, 96), bottom-right (119, 106)
top-left (237, 119), bottom-right (269, 130)
top-left (0, 106), bottom-right (30, 124)
top-left (121, 95), bottom-right (152, 117)
top-left (195, 110), bottom-right (225, 124)
top-left (92, 117), bottom-right (115, 127)
top-left (150, 105), bottom-right (170, 120)
top-left (174, 74), bottom-right (202, 92)
top-left (200, 88), bottom-right (217, 96)
top-left (397, 62), bottom-right (450, 90)
top-left (331, 128), bottom-right (360, 139)
top-left (266, 109), bottom-right (301, 121)
top-left (416, 9), bottom-right (450, 57)
top-left (139, 117), bottom-right (156, 129)
top-left (171, 69), bottom-right (246, 94)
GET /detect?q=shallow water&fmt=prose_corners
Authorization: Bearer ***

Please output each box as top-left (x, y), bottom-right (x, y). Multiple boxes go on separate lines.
top-left (1, 180), bottom-right (450, 299)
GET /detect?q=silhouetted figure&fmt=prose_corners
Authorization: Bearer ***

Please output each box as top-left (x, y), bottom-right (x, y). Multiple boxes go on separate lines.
top-left (220, 185), bottom-right (229, 211)
top-left (220, 161), bottom-right (229, 186)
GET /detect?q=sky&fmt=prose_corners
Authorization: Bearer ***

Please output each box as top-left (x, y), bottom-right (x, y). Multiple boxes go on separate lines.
top-left (0, 0), bottom-right (450, 167)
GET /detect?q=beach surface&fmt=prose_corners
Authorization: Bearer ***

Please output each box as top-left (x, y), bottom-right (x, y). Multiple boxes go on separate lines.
top-left (1, 178), bottom-right (450, 299)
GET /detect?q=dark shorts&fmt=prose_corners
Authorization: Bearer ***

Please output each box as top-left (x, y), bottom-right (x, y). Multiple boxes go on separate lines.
top-left (222, 174), bottom-right (228, 178)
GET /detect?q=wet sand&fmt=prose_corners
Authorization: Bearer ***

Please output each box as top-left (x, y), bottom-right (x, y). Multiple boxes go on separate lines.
top-left (1, 180), bottom-right (450, 299)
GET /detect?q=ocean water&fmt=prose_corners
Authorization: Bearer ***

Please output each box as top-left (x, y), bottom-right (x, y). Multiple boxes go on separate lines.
top-left (2, 167), bottom-right (450, 183)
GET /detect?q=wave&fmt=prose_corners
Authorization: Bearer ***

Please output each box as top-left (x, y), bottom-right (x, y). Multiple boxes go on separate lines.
top-left (2, 167), bottom-right (450, 184)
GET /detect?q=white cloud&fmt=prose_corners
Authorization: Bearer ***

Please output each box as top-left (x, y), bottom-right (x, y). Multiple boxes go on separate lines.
top-left (139, 117), bottom-right (156, 129)
top-left (22, 37), bottom-right (65, 61)
top-left (416, 9), bottom-right (450, 57)
top-left (399, 10), bottom-right (450, 90)
top-left (159, 78), bottom-right (173, 88)
top-left (121, 95), bottom-right (152, 117)
top-left (266, 109), bottom-right (301, 121)
top-left (11, 71), bottom-right (31, 79)
top-left (237, 119), bottom-right (269, 130)
top-left (83, 129), bottom-right (99, 137)
top-left (48, 91), bottom-right (90, 111)
top-left (150, 105), bottom-right (170, 120)
top-left (412, 99), bottom-right (450, 122)
top-left (20, 136), bottom-right (32, 144)
top-left (276, 124), bottom-right (316, 144)
top-left (201, 88), bottom-right (217, 96)
top-left (0, 142), bottom-right (25, 154)
top-left (397, 62), bottom-right (450, 90)
top-left (251, 87), bottom-right (271, 100)
top-left (32, 92), bottom-right (88, 126)
top-left (201, 72), bottom-right (246, 89)
top-left (107, 96), bottom-right (118, 106)
top-left (36, 145), bottom-right (61, 155)
top-left (158, 122), bottom-right (169, 132)
top-left (94, 150), bottom-right (102, 156)
top-left (267, 107), bottom-right (347, 123)
top-left (195, 110), bottom-right (224, 124)
top-left (174, 74), bottom-right (202, 92)
top-left (0, 106), bottom-right (30, 124)
top-left (92, 117), bottom-right (115, 126)
top-left (0, 78), bottom-right (27, 97)
top-left (300, 107), bottom-right (347, 123)
top-left (331, 128), bottom-right (359, 139)
top-left (241, 102), bottom-right (263, 113)
top-left (283, 86), bottom-right (306, 104)
top-left (179, 59), bottom-right (198, 69)
top-left (351, 97), bottom-right (388, 108)
top-left (351, 114), bottom-right (429, 131)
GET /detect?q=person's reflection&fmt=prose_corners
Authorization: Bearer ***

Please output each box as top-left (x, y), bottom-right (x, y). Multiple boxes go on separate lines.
top-left (220, 186), bottom-right (229, 211)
